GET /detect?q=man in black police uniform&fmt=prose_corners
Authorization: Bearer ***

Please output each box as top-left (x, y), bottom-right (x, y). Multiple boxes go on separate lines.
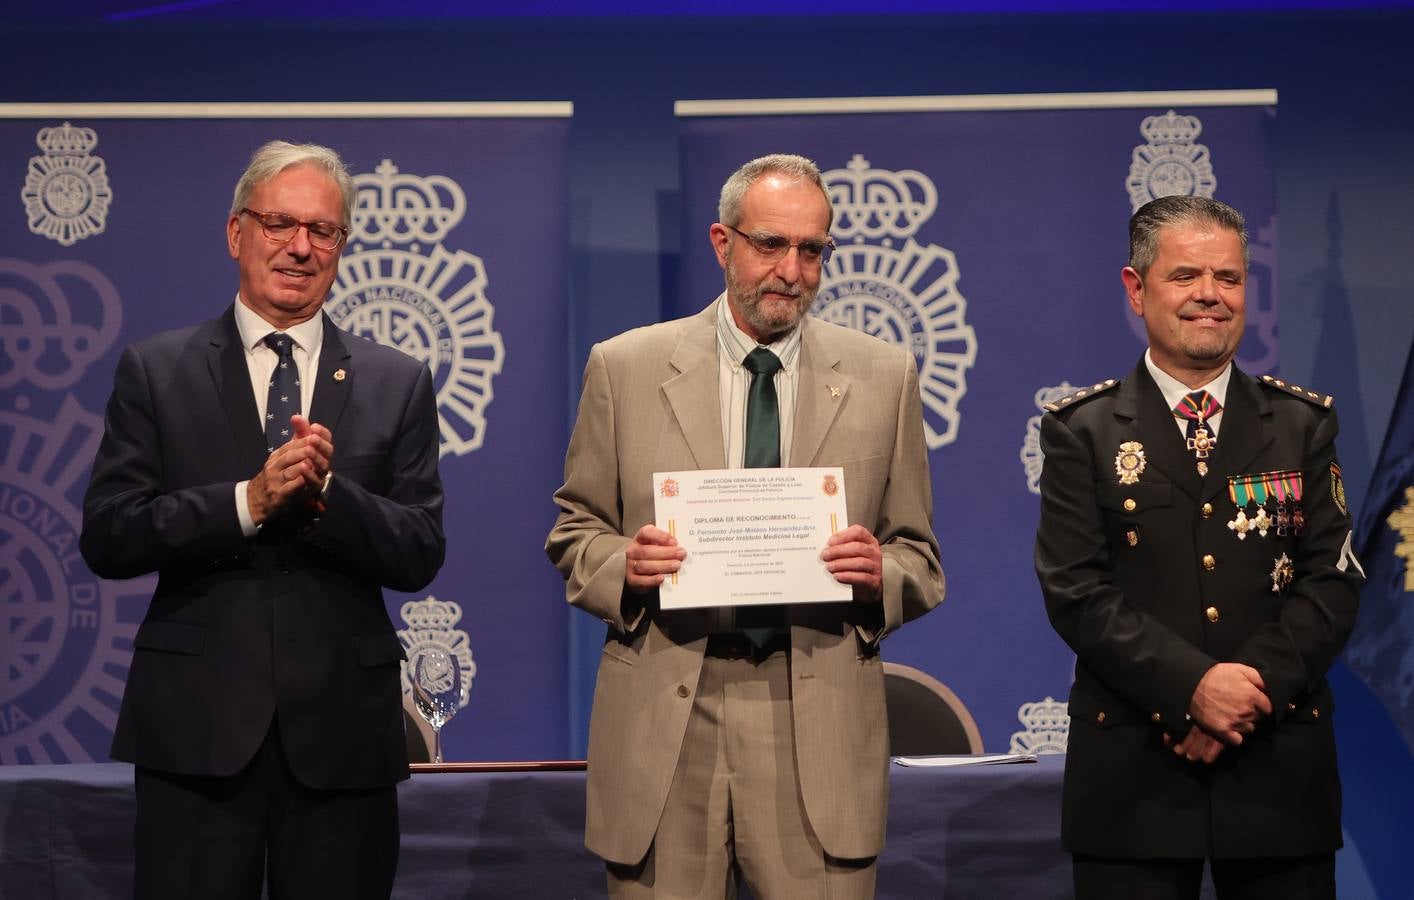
top-left (1034, 195), bottom-right (1363, 899)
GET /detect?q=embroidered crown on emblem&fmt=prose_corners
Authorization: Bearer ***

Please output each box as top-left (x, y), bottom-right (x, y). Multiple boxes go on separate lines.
top-left (35, 121), bottom-right (99, 155)
top-left (824, 154), bottom-right (936, 245)
top-left (1139, 110), bottom-right (1203, 146)
top-left (1016, 696), bottom-right (1071, 733)
top-left (1008, 696), bottom-right (1071, 755)
top-left (352, 159), bottom-right (465, 246)
top-left (401, 596), bottom-right (463, 630)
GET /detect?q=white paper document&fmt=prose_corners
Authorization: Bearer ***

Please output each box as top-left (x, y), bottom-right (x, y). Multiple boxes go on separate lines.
top-left (891, 753), bottom-right (1039, 767)
top-left (653, 467), bottom-right (851, 610)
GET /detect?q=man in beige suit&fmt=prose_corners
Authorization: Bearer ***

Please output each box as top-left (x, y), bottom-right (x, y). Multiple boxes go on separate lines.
top-left (546, 154), bottom-right (944, 899)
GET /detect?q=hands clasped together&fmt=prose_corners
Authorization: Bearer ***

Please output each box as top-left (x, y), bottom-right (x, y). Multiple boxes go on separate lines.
top-left (1167, 662), bottom-right (1273, 764)
top-left (247, 414), bottom-right (334, 525)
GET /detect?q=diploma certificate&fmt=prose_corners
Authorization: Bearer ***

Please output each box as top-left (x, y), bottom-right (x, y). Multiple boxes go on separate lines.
top-left (653, 467), bottom-right (851, 610)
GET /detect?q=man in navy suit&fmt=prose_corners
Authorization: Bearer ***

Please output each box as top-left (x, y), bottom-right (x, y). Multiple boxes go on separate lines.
top-left (81, 140), bottom-right (445, 899)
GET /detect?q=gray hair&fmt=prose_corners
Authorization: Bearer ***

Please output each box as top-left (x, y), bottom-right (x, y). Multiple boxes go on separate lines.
top-left (1128, 195), bottom-right (1249, 275)
top-left (230, 140), bottom-right (355, 227)
top-left (718, 153), bottom-right (834, 229)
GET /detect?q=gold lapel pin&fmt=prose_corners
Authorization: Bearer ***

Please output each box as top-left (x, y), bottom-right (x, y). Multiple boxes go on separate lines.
top-left (828, 385), bottom-right (841, 398)
top-left (333, 368), bottom-right (347, 382)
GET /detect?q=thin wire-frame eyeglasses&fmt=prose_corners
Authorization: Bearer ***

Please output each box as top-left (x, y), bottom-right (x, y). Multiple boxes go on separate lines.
top-left (724, 224), bottom-right (834, 265)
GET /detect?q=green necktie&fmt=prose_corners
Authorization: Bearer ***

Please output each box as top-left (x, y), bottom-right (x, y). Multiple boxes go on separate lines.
top-left (742, 347), bottom-right (782, 468)
top-left (738, 347), bottom-right (785, 645)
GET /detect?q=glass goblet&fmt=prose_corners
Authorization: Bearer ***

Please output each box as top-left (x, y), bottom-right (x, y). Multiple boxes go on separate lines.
top-left (411, 649), bottom-right (462, 764)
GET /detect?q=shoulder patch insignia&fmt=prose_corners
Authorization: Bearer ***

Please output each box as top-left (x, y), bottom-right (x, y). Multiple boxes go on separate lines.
top-left (1043, 378), bottom-right (1120, 412)
top-left (1258, 374), bottom-right (1334, 409)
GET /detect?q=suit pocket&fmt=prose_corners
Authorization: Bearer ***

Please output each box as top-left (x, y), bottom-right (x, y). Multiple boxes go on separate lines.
top-left (1067, 688), bottom-right (1144, 730)
top-left (133, 620), bottom-right (206, 655)
top-left (1096, 481), bottom-right (1172, 514)
top-left (601, 639), bottom-right (637, 668)
top-left (337, 452), bottom-right (391, 495)
top-left (839, 454), bottom-right (886, 481)
top-left (354, 632), bottom-right (407, 667)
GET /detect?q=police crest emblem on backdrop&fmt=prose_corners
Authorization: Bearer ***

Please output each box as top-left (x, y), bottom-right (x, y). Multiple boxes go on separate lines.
top-left (327, 160), bottom-right (506, 459)
top-left (1, 253), bottom-right (153, 764)
top-left (814, 155), bottom-right (977, 449)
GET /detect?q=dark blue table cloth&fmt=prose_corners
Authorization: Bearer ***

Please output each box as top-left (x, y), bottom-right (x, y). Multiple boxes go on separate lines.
top-left (0, 756), bottom-right (1069, 898)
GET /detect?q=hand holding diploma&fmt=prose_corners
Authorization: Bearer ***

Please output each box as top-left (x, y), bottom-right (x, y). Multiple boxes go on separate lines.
top-left (624, 524), bottom-right (686, 594)
top-left (821, 524), bottom-right (883, 604)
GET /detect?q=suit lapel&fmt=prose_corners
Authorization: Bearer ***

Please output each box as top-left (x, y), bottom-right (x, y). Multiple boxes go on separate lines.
top-left (661, 305), bottom-right (726, 470)
top-left (1128, 363), bottom-right (1204, 501)
top-left (308, 314), bottom-right (354, 434)
top-left (209, 307), bottom-right (268, 471)
top-left (790, 320), bottom-right (852, 467)
top-left (1203, 368), bottom-right (1273, 502)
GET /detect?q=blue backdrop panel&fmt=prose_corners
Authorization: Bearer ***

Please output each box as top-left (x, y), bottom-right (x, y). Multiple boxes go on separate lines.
top-left (0, 106), bottom-right (571, 763)
top-left (674, 92), bottom-right (1277, 755)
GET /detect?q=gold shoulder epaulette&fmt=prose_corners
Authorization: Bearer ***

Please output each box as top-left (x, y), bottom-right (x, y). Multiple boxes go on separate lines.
top-left (1043, 378), bottom-right (1120, 413)
top-left (1258, 374), bottom-right (1334, 409)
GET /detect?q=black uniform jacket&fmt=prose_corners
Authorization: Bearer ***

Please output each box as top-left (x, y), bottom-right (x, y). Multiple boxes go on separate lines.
top-left (81, 307), bottom-right (445, 790)
top-left (1035, 358), bottom-right (1361, 859)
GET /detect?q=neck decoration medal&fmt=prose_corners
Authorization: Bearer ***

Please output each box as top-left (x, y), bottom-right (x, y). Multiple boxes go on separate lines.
top-left (1115, 441), bottom-right (1146, 485)
top-left (1176, 391), bottom-right (1220, 476)
top-left (1189, 429), bottom-right (1216, 477)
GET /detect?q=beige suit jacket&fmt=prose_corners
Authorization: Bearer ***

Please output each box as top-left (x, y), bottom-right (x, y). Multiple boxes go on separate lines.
top-left (546, 300), bottom-right (944, 864)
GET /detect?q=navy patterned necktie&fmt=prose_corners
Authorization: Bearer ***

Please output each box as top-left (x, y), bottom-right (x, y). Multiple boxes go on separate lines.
top-left (264, 334), bottom-right (301, 453)
top-left (742, 347), bottom-right (783, 468)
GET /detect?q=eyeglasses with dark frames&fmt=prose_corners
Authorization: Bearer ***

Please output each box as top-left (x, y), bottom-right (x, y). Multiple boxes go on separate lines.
top-left (239, 207), bottom-right (348, 251)
top-left (724, 224), bottom-right (835, 266)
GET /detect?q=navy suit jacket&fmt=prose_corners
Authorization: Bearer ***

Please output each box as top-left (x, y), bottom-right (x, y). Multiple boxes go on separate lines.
top-left (81, 306), bottom-right (445, 790)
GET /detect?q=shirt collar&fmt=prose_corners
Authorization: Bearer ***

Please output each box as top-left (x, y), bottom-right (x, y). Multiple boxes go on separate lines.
top-left (1144, 349), bottom-right (1232, 411)
top-left (715, 293), bottom-right (802, 371)
top-left (234, 294), bottom-right (325, 358)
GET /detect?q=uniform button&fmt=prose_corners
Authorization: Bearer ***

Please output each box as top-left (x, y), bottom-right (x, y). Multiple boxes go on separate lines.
top-left (1312, 707), bottom-right (1320, 719)
top-left (1206, 606), bottom-right (1219, 623)
top-left (1201, 502), bottom-right (1214, 517)
top-left (1202, 554), bottom-right (1216, 570)
top-left (676, 685), bottom-right (690, 698)
top-left (1288, 702), bottom-right (1297, 711)
top-left (1096, 711), bottom-right (1106, 723)
top-left (1123, 498), bottom-right (1137, 512)
top-left (1151, 712), bottom-right (1162, 723)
